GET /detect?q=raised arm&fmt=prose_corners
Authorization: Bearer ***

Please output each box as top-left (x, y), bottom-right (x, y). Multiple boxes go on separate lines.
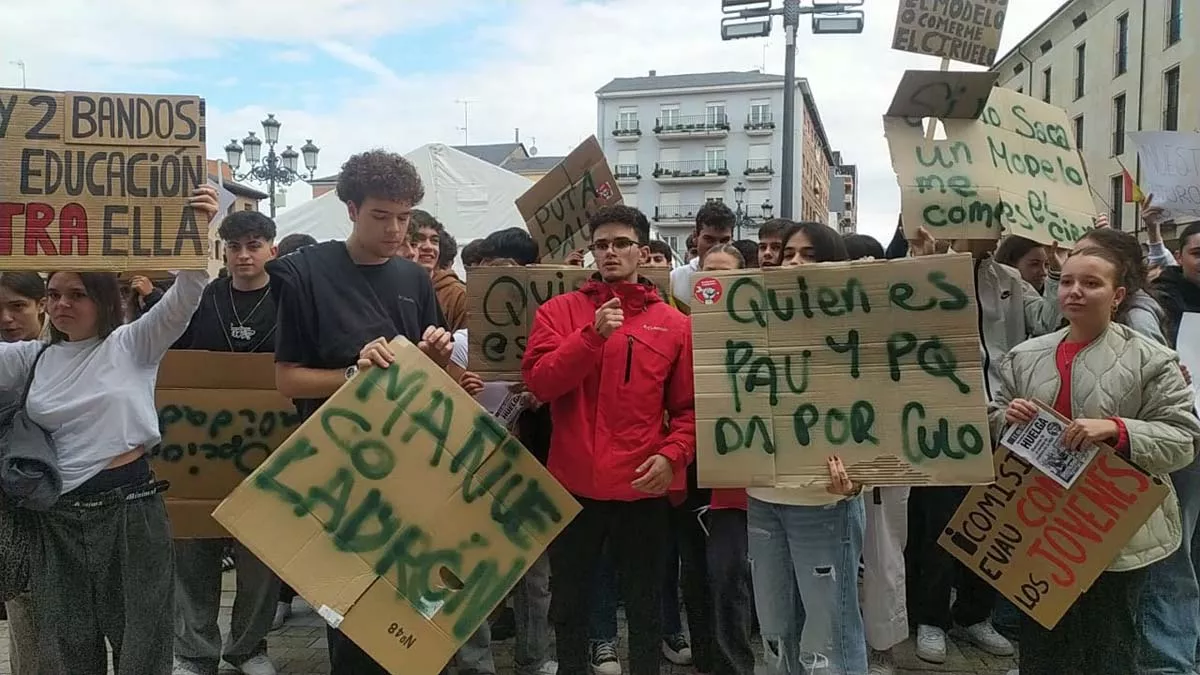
top-left (118, 269), bottom-right (209, 365)
top-left (0, 341), bottom-right (43, 395)
top-left (521, 301), bottom-right (605, 403)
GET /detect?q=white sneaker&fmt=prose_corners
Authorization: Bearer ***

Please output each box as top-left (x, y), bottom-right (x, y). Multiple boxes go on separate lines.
top-left (535, 661), bottom-right (558, 675)
top-left (867, 649), bottom-right (895, 675)
top-left (236, 655), bottom-right (277, 675)
top-left (590, 640), bottom-right (622, 675)
top-left (916, 624), bottom-right (947, 664)
top-left (961, 620), bottom-right (1015, 656)
top-left (661, 633), bottom-right (693, 665)
top-left (1006, 670), bottom-right (1019, 675)
top-left (270, 601), bottom-right (291, 630)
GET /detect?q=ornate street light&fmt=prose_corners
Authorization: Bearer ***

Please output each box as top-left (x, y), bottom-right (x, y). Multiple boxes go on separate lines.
top-left (224, 114), bottom-right (320, 218)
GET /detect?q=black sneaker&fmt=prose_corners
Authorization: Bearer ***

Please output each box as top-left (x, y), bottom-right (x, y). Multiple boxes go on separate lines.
top-left (589, 640), bottom-right (621, 675)
top-left (661, 633), bottom-right (692, 665)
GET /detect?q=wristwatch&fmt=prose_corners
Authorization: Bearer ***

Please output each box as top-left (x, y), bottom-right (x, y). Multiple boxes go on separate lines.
top-left (345, 365), bottom-right (359, 381)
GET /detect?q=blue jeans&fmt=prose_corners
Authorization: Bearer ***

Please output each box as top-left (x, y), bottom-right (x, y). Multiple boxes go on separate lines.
top-left (748, 496), bottom-right (867, 675)
top-left (1139, 458), bottom-right (1200, 674)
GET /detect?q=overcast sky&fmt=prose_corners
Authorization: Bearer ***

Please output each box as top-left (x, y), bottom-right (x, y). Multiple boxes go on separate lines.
top-left (0, 0), bottom-right (1061, 244)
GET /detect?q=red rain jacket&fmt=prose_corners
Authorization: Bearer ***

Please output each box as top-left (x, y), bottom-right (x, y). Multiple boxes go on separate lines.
top-left (522, 277), bottom-right (695, 501)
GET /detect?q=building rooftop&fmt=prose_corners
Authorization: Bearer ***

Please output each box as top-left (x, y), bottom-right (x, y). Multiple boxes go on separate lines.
top-left (502, 155), bottom-right (566, 174)
top-left (991, 0), bottom-right (1075, 68)
top-left (596, 70), bottom-right (788, 94)
top-left (452, 142), bottom-right (526, 166)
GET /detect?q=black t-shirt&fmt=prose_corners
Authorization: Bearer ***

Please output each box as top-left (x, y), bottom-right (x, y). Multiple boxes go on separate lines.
top-left (271, 241), bottom-right (445, 420)
top-left (174, 277), bottom-right (277, 353)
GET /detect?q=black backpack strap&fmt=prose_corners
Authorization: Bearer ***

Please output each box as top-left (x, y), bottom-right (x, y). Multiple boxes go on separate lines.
top-left (19, 344), bottom-right (49, 408)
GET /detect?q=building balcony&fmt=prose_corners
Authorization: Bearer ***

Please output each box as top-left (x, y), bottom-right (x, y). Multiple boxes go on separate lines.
top-left (652, 160), bottom-right (729, 184)
top-left (745, 113), bottom-right (775, 136)
top-left (654, 204), bottom-right (706, 223)
top-left (653, 114), bottom-right (730, 139)
top-left (744, 158), bottom-right (774, 181)
top-left (612, 120), bottom-right (641, 142)
top-left (614, 164), bottom-right (640, 185)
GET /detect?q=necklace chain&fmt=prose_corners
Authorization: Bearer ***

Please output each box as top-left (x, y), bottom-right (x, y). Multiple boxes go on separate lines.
top-left (230, 282), bottom-right (271, 327)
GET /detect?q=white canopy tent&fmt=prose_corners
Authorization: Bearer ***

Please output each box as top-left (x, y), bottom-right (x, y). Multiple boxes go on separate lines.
top-left (274, 143), bottom-right (534, 274)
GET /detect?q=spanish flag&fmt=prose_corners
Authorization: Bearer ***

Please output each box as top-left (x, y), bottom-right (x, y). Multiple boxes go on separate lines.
top-left (1118, 160), bottom-right (1145, 204)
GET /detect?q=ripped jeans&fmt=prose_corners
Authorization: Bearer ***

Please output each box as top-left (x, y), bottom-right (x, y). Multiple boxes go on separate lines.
top-left (747, 496), bottom-right (866, 675)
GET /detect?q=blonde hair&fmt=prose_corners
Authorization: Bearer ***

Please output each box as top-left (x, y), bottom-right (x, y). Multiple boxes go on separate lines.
top-left (700, 244), bottom-right (745, 269)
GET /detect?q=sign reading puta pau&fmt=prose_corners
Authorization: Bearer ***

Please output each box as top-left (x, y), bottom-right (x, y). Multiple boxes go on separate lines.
top-left (0, 88), bottom-right (209, 271)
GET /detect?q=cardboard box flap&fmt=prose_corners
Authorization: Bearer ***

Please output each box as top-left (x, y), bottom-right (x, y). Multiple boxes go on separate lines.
top-left (885, 71), bottom-right (999, 120)
top-left (158, 350), bottom-right (279, 390)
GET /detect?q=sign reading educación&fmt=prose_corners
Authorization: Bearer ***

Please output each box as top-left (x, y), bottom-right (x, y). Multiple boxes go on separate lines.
top-left (690, 254), bottom-right (994, 488)
top-left (0, 88), bottom-right (209, 271)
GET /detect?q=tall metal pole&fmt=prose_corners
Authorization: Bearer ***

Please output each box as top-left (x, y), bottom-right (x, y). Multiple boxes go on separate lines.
top-left (779, 0), bottom-right (800, 220)
top-left (267, 148), bottom-right (278, 219)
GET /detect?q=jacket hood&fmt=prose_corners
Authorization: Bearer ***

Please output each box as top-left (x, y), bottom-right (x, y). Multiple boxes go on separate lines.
top-left (580, 275), bottom-right (663, 311)
top-left (431, 267), bottom-right (464, 292)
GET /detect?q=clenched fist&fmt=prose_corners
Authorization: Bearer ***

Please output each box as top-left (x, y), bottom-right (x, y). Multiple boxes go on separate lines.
top-left (594, 297), bottom-right (623, 338)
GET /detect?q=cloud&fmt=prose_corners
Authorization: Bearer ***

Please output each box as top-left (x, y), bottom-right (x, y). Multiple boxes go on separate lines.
top-left (270, 50), bottom-right (311, 64)
top-left (0, 0), bottom-right (1059, 244)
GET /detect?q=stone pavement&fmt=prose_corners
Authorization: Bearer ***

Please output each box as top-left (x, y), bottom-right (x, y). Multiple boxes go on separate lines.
top-left (0, 573), bottom-right (1018, 675)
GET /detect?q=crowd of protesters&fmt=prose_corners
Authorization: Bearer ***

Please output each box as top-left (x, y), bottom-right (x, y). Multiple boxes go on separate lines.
top-left (1, 148), bottom-right (1199, 675)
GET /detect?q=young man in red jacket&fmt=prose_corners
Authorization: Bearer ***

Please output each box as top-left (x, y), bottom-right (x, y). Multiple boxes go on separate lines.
top-left (522, 204), bottom-right (695, 675)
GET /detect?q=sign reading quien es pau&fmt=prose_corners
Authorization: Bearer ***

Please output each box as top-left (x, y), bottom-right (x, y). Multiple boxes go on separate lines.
top-left (0, 88), bottom-right (209, 271)
top-left (690, 254), bottom-right (994, 488)
top-left (884, 72), bottom-right (1097, 246)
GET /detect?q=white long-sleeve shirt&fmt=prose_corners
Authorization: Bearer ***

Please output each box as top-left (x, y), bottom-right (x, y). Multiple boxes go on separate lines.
top-left (0, 269), bottom-right (209, 493)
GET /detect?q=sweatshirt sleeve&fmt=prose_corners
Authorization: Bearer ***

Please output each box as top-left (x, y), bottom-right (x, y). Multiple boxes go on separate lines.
top-left (1121, 352), bottom-right (1200, 475)
top-left (658, 322), bottom-right (697, 473)
top-left (0, 341), bottom-right (42, 395)
top-left (118, 269), bottom-right (210, 366)
top-left (521, 300), bottom-right (606, 402)
top-left (1148, 242), bottom-right (1178, 268)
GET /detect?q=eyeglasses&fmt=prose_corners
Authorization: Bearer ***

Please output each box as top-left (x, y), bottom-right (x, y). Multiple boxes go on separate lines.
top-left (589, 238), bottom-right (638, 253)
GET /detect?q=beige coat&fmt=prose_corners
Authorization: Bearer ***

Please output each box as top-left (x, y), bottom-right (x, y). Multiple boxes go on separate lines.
top-left (989, 323), bottom-right (1200, 571)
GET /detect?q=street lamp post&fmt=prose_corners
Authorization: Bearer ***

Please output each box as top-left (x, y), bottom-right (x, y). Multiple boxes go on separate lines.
top-left (734, 182), bottom-right (776, 239)
top-left (720, 0), bottom-right (865, 220)
top-left (223, 114), bottom-right (320, 219)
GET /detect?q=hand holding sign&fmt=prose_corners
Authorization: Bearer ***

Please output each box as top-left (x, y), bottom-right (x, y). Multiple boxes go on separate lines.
top-left (1005, 398), bottom-right (1039, 425)
top-left (459, 370), bottom-right (484, 396)
top-left (358, 337), bottom-right (395, 370)
top-left (1063, 418), bottom-right (1120, 451)
top-left (594, 297), bottom-right (623, 338)
top-left (826, 456), bottom-right (860, 497)
top-left (189, 185), bottom-right (221, 225)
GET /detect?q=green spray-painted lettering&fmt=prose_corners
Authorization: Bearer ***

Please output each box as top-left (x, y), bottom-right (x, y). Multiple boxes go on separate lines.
top-left (714, 416), bottom-right (776, 456)
top-left (724, 340), bottom-right (812, 412)
top-left (888, 271), bottom-right (969, 312)
top-left (886, 332), bottom-right (972, 394)
top-left (825, 330), bottom-right (861, 378)
top-left (901, 401), bottom-right (985, 462)
top-left (792, 401), bottom-right (878, 447)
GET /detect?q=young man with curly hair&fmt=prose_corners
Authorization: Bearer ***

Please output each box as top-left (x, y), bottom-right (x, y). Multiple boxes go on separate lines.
top-left (523, 205), bottom-right (696, 675)
top-left (267, 149), bottom-right (493, 675)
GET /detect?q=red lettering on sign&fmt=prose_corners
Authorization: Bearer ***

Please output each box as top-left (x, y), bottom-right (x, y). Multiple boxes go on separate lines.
top-left (1043, 525), bottom-right (1088, 564)
top-left (0, 203), bottom-right (19, 256)
top-left (1078, 470), bottom-right (1136, 518)
top-left (1095, 453), bottom-right (1151, 495)
top-left (24, 203), bottom-right (57, 256)
top-left (58, 204), bottom-right (89, 256)
top-left (1027, 537), bottom-right (1076, 587)
top-left (1060, 495), bottom-right (1114, 539)
top-left (1017, 496), bottom-right (1045, 528)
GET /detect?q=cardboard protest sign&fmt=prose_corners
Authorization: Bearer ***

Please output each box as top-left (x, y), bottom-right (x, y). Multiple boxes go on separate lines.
top-left (892, 0), bottom-right (1009, 67)
top-left (515, 136), bottom-right (621, 263)
top-left (466, 265), bottom-right (670, 380)
top-left (0, 88), bottom-right (209, 271)
top-left (151, 351), bottom-right (302, 538)
top-left (1129, 131), bottom-right (1200, 221)
top-left (690, 254), bottom-right (994, 488)
top-left (884, 71), bottom-right (1097, 246)
top-left (940, 406), bottom-right (1168, 629)
top-left (214, 338), bottom-right (580, 675)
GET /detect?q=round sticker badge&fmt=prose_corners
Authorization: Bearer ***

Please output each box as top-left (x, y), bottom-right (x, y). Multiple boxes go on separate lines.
top-left (693, 277), bottom-right (723, 305)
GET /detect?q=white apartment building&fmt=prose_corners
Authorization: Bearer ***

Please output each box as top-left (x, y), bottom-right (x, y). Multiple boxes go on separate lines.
top-left (992, 0), bottom-right (1193, 240)
top-left (595, 70), bottom-right (836, 252)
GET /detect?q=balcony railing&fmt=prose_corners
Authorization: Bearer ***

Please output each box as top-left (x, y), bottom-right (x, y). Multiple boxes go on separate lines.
top-left (654, 204), bottom-right (705, 221)
top-left (745, 113), bottom-right (775, 130)
top-left (745, 158), bottom-right (774, 176)
top-left (652, 160), bottom-right (729, 178)
top-left (654, 114), bottom-right (730, 134)
top-left (614, 164), bottom-right (640, 178)
top-left (612, 120), bottom-right (641, 137)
